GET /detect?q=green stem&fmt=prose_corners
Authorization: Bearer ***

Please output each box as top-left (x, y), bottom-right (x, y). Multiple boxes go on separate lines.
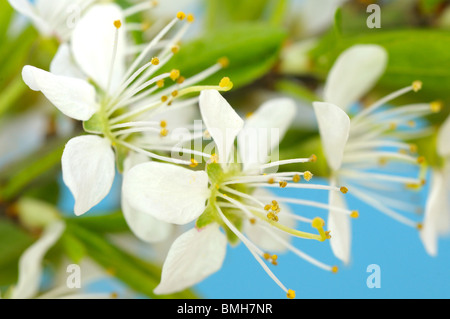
top-left (0, 75), bottom-right (27, 118)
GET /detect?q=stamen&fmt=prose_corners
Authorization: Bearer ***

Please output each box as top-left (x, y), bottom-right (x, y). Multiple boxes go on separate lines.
top-left (106, 19), bottom-right (122, 94)
top-left (215, 204), bottom-right (291, 297)
top-left (177, 11), bottom-right (186, 20)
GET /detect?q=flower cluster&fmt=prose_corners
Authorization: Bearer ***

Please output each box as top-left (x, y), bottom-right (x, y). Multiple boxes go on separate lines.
top-left (4, 0), bottom-right (448, 300)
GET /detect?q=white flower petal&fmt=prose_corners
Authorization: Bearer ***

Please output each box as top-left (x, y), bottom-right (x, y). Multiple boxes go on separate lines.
top-left (323, 44), bottom-right (388, 111)
top-left (199, 90), bottom-right (244, 164)
top-left (313, 102), bottom-right (350, 171)
top-left (121, 153), bottom-right (173, 243)
top-left (154, 225), bottom-right (227, 295)
top-left (50, 43), bottom-right (86, 79)
top-left (437, 114), bottom-right (450, 157)
top-left (420, 170), bottom-right (449, 256)
top-left (296, 0), bottom-right (347, 36)
top-left (238, 98), bottom-right (296, 171)
top-left (61, 135), bottom-right (115, 216)
top-left (328, 178), bottom-right (351, 264)
top-left (22, 65), bottom-right (97, 121)
top-left (123, 162), bottom-right (210, 225)
top-left (11, 221), bottom-right (65, 299)
top-left (8, 0), bottom-right (52, 36)
top-left (71, 3), bottom-right (126, 92)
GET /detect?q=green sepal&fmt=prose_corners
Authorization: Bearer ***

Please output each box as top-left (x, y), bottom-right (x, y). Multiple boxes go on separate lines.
top-left (82, 113), bottom-right (103, 134)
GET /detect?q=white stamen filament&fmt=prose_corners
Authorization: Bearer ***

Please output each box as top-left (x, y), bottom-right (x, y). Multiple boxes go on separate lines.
top-left (118, 140), bottom-right (191, 166)
top-left (339, 169), bottom-right (422, 185)
top-left (123, 1), bottom-right (158, 17)
top-left (255, 196), bottom-right (355, 216)
top-left (349, 185), bottom-right (418, 227)
top-left (215, 204), bottom-right (289, 294)
top-left (351, 84), bottom-right (416, 124)
top-left (257, 158), bottom-right (313, 171)
top-left (260, 225), bottom-right (335, 271)
top-left (242, 182), bottom-right (342, 192)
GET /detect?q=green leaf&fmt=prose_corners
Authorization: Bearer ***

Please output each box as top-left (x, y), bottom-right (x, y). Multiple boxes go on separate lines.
top-left (60, 232), bottom-right (86, 264)
top-left (0, 138), bottom-right (67, 201)
top-left (206, 0), bottom-right (271, 29)
top-left (158, 23), bottom-right (287, 90)
top-left (309, 29), bottom-right (450, 117)
top-left (0, 219), bottom-right (34, 286)
top-left (65, 222), bottom-right (199, 299)
top-left (66, 211), bottom-right (130, 233)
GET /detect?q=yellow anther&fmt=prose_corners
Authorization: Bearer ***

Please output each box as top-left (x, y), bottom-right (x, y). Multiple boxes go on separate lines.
top-left (271, 254), bottom-right (278, 261)
top-left (405, 183), bottom-right (421, 190)
top-left (267, 177), bottom-right (275, 184)
top-left (378, 157), bottom-right (387, 166)
top-left (152, 0), bottom-right (158, 6)
top-left (170, 69), bottom-right (180, 81)
top-left (151, 57), bottom-right (160, 65)
top-left (203, 130), bottom-right (211, 138)
top-left (160, 120), bottom-right (167, 128)
top-left (409, 144), bottom-right (418, 153)
top-left (272, 200), bottom-right (278, 205)
top-left (268, 212), bottom-right (279, 222)
top-left (407, 120), bottom-right (416, 127)
top-left (279, 181), bottom-right (287, 188)
top-left (171, 45), bottom-right (180, 54)
top-left (389, 122), bottom-right (397, 130)
top-left (263, 253), bottom-right (271, 260)
top-left (218, 57), bottom-right (230, 68)
top-left (114, 20), bottom-right (122, 29)
top-left (340, 186), bottom-right (348, 194)
top-left (311, 217), bottom-right (325, 229)
top-left (350, 211), bottom-right (359, 218)
top-left (160, 128), bottom-right (168, 137)
top-left (271, 260), bottom-right (278, 266)
top-left (325, 230), bottom-right (331, 239)
top-left (171, 90), bottom-right (178, 97)
top-left (187, 13), bottom-right (195, 23)
top-left (219, 77), bottom-right (233, 90)
top-left (156, 79), bottom-right (165, 88)
top-left (293, 174), bottom-right (301, 183)
top-left (141, 22), bottom-right (151, 31)
top-left (161, 95), bottom-right (168, 103)
top-left (210, 154), bottom-right (219, 164)
top-left (430, 101), bottom-right (442, 113)
top-left (331, 266), bottom-right (339, 273)
top-left (110, 292), bottom-right (119, 299)
top-left (245, 112), bottom-right (253, 119)
top-left (287, 289), bottom-right (296, 299)
top-left (309, 154), bottom-right (317, 162)
top-left (264, 204), bottom-right (271, 211)
top-left (249, 218), bottom-right (256, 225)
top-left (189, 158), bottom-right (198, 168)
top-left (412, 80), bottom-right (422, 92)
top-left (304, 171), bottom-right (313, 181)
top-left (176, 11), bottom-right (186, 20)
top-left (417, 156), bottom-right (426, 164)
top-left (176, 76), bottom-right (185, 84)
top-left (417, 222), bottom-right (423, 230)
